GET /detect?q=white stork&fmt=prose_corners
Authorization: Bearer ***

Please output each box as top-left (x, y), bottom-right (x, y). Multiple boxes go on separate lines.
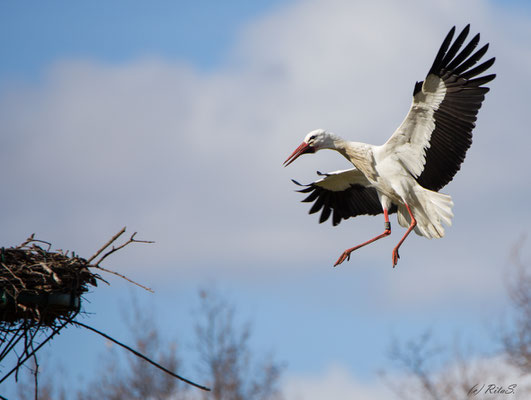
top-left (283, 25), bottom-right (495, 267)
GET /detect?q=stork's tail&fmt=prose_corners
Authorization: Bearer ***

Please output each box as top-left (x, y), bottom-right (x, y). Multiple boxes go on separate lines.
top-left (397, 188), bottom-right (454, 239)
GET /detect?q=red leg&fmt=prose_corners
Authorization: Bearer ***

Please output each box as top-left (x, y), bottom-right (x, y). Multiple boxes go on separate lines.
top-left (334, 209), bottom-right (391, 267)
top-left (391, 203), bottom-right (416, 267)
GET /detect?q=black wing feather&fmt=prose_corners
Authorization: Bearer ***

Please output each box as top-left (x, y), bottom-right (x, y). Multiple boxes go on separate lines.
top-left (452, 43), bottom-right (489, 75)
top-left (428, 26), bottom-right (456, 75)
top-left (416, 25), bottom-right (495, 192)
top-left (440, 24), bottom-right (470, 67)
top-left (293, 179), bottom-right (397, 226)
top-left (445, 33), bottom-right (480, 71)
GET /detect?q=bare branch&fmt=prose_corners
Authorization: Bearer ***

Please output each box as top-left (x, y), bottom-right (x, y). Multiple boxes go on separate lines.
top-left (1, 262), bottom-right (26, 290)
top-left (0, 317), bottom-right (72, 385)
top-left (502, 236), bottom-right (531, 373)
top-left (86, 228), bottom-right (155, 292)
top-left (91, 264), bottom-right (154, 293)
top-left (195, 287), bottom-right (284, 400)
top-left (32, 348), bottom-right (39, 400)
top-left (72, 320), bottom-right (211, 392)
top-left (16, 234), bottom-right (52, 252)
top-left (86, 227), bottom-right (126, 263)
top-left (386, 331), bottom-right (443, 400)
top-left (95, 231), bottom-right (154, 266)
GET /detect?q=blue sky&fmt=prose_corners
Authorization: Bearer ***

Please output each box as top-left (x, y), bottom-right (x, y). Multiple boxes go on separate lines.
top-left (1, 0), bottom-right (530, 81)
top-left (1, 0), bottom-right (531, 398)
top-left (0, 0), bottom-right (286, 81)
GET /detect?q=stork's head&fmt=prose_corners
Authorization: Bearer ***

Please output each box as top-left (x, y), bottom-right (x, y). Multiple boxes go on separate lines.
top-left (283, 129), bottom-right (333, 166)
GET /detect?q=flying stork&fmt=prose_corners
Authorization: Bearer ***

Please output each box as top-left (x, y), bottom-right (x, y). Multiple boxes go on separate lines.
top-left (283, 25), bottom-right (495, 267)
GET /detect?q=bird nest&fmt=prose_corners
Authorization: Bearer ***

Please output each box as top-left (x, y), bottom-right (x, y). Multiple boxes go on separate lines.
top-left (0, 240), bottom-right (99, 327)
top-left (0, 229), bottom-right (209, 394)
top-left (0, 230), bottom-right (152, 387)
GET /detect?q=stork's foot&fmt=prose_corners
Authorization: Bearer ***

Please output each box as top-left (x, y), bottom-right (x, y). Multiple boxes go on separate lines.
top-left (392, 248), bottom-right (400, 267)
top-left (334, 249), bottom-right (353, 267)
top-left (334, 228), bottom-right (392, 267)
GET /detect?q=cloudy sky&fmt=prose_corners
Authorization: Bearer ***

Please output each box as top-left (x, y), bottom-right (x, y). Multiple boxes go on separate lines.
top-left (1, 0), bottom-right (530, 397)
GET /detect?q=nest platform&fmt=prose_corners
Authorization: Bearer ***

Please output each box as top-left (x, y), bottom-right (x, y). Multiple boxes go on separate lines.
top-left (0, 242), bottom-right (99, 327)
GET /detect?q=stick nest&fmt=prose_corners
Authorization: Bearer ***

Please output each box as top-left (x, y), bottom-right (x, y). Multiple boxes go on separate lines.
top-left (0, 229), bottom-right (209, 392)
top-left (0, 237), bottom-right (101, 327)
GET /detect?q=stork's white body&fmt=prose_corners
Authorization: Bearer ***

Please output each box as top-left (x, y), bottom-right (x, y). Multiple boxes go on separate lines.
top-left (316, 137), bottom-right (454, 240)
top-left (372, 146), bottom-right (454, 240)
top-left (284, 25), bottom-right (495, 267)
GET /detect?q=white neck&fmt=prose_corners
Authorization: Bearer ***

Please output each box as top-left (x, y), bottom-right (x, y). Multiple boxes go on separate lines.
top-left (324, 134), bottom-right (375, 179)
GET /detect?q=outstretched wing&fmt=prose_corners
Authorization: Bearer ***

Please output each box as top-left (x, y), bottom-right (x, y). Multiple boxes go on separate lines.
top-left (292, 169), bottom-right (396, 226)
top-left (382, 24), bottom-right (495, 191)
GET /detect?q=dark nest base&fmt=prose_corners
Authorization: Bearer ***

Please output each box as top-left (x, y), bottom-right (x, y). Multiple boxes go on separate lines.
top-left (0, 241), bottom-right (99, 326)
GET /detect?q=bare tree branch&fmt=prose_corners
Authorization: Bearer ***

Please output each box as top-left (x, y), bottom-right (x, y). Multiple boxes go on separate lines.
top-left (86, 228), bottom-right (155, 292)
top-left (86, 227), bottom-right (126, 263)
top-left (72, 320), bottom-right (211, 392)
top-left (386, 331), bottom-right (443, 400)
top-left (381, 239), bottom-right (531, 400)
top-left (91, 264), bottom-right (154, 293)
top-left (0, 317), bottom-right (72, 386)
top-left (502, 235), bottom-right (531, 373)
top-left (195, 288), bottom-right (284, 400)
top-left (95, 231), bottom-right (154, 266)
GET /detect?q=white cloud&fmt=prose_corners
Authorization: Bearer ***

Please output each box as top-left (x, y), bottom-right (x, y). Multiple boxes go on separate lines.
top-left (283, 355), bottom-right (531, 400)
top-left (383, 354), bottom-right (531, 400)
top-left (0, 0), bottom-right (530, 308)
top-left (283, 364), bottom-right (393, 400)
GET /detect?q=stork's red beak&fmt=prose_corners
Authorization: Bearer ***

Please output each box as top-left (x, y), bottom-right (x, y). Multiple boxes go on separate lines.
top-left (283, 142), bottom-right (315, 167)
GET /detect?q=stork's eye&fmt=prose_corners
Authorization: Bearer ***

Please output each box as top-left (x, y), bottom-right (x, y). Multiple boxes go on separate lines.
top-left (308, 135), bottom-right (316, 143)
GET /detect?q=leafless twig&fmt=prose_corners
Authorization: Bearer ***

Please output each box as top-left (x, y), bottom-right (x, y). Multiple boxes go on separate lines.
top-left (0, 317), bottom-right (73, 385)
top-left (85, 228), bottom-right (155, 293)
top-left (32, 348), bottom-right (39, 400)
top-left (1, 262), bottom-right (27, 289)
top-left (95, 231), bottom-right (154, 266)
top-left (91, 264), bottom-right (154, 293)
top-left (86, 227), bottom-right (126, 263)
top-left (16, 234), bottom-right (52, 252)
top-left (72, 320), bottom-right (211, 392)
top-left (384, 331), bottom-right (444, 400)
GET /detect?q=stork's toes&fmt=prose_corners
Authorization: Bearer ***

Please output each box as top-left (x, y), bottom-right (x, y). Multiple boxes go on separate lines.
top-left (392, 248), bottom-right (400, 267)
top-left (334, 250), bottom-right (351, 267)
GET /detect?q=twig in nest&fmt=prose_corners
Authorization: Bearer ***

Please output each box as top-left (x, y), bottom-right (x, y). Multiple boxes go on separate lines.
top-left (92, 264), bottom-right (154, 293)
top-left (1, 262), bottom-right (26, 289)
top-left (16, 234), bottom-right (52, 252)
top-left (86, 228), bottom-right (155, 293)
top-left (86, 227), bottom-right (127, 263)
top-left (95, 231), bottom-right (154, 266)
top-left (72, 320), bottom-right (211, 392)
